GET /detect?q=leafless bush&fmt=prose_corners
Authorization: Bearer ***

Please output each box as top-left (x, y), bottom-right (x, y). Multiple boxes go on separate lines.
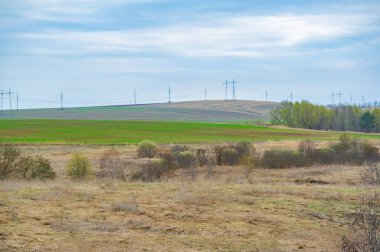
top-left (258, 138), bottom-right (379, 168)
top-left (158, 148), bottom-right (177, 170)
top-left (196, 148), bottom-right (208, 167)
top-left (214, 141), bottom-right (255, 166)
top-left (313, 148), bottom-right (336, 165)
top-left (97, 149), bottom-right (126, 180)
top-left (298, 140), bottom-right (316, 155)
top-left (214, 145), bottom-right (240, 166)
top-left (131, 159), bottom-right (169, 182)
top-left (362, 142), bottom-right (380, 161)
top-left (341, 193), bottom-right (380, 252)
top-left (0, 144), bottom-right (21, 180)
top-left (171, 144), bottom-right (190, 154)
top-left (240, 155), bottom-right (255, 179)
top-left (18, 155), bottom-right (56, 180)
top-left (259, 149), bottom-right (309, 169)
top-left (330, 136), bottom-right (379, 165)
top-left (235, 140), bottom-right (254, 160)
top-left (360, 164), bottom-right (380, 185)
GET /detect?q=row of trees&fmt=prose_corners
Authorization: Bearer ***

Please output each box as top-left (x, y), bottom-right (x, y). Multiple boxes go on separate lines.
top-left (271, 101), bottom-right (380, 133)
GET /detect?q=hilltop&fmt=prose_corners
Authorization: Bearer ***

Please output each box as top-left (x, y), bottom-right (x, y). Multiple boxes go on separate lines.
top-left (1, 100), bottom-right (278, 123)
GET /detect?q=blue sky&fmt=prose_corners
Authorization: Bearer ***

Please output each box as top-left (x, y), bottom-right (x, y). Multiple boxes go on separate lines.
top-left (0, 0), bottom-right (379, 108)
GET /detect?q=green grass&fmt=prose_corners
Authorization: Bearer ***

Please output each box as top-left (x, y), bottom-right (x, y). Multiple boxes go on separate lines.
top-left (0, 119), bottom-right (379, 144)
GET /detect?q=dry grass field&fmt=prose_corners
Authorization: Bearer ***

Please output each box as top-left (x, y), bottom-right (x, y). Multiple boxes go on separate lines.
top-left (1, 141), bottom-right (380, 251)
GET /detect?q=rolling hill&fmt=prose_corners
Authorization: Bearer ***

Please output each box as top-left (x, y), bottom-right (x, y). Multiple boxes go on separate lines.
top-left (0, 100), bottom-right (278, 123)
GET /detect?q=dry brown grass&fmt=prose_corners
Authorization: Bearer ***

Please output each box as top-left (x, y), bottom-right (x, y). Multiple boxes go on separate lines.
top-left (1, 142), bottom-right (380, 251)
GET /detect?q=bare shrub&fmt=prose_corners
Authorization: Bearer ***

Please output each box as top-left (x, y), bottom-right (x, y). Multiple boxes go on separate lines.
top-left (196, 148), bottom-right (208, 167)
top-left (214, 141), bottom-right (255, 166)
top-left (214, 146), bottom-right (240, 166)
top-left (214, 145), bottom-right (226, 166)
top-left (235, 140), bottom-right (254, 160)
top-left (18, 155), bottom-right (56, 180)
top-left (171, 144), bottom-right (190, 154)
top-left (259, 149), bottom-right (308, 169)
top-left (66, 153), bottom-right (93, 180)
top-left (176, 151), bottom-right (195, 169)
top-left (240, 156), bottom-right (255, 179)
top-left (313, 148), bottom-right (336, 165)
top-left (334, 134), bottom-right (353, 152)
top-left (341, 193), bottom-right (380, 252)
top-left (298, 140), bottom-right (316, 155)
top-left (137, 140), bottom-right (158, 158)
top-left (131, 158), bottom-right (168, 182)
top-left (360, 164), bottom-right (380, 185)
top-left (158, 148), bottom-right (177, 170)
top-left (0, 144), bottom-right (21, 180)
top-left (362, 142), bottom-right (380, 161)
top-left (258, 138), bottom-right (379, 169)
top-left (330, 135), bottom-right (379, 165)
top-left (97, 149), bottom-right (126, 180)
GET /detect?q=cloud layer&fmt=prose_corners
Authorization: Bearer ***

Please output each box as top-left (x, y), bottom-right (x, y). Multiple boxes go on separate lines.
top-left (0, 0), bottom-right (379, 108)
top-left (19, 13), bottom-right (379, 58)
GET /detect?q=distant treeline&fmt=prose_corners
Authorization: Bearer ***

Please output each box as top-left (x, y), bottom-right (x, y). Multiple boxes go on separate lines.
top-left (271, 101), bottom-right (380, 133)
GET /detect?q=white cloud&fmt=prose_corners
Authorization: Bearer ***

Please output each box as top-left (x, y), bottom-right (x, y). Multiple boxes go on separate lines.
top-left (10, 0), bottom-right (166, 23)
top-left (19, 13), bottom-right (379, 58)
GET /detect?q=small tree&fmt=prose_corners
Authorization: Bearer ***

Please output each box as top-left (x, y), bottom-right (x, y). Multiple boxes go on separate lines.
top-left (18, 155), bottom-right (56, 180)
top-left (0, 144), bottom-right (21, 180)
top-left (66, 153), bottom-right (93, 180)
top-left (137, 140), bottom-right (158, 158)
top-left (360, 111), bottom-right (377, 133)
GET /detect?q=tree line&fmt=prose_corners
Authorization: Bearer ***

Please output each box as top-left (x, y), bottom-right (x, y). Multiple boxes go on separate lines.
top-left (271, 101), bottom-right (380, 133)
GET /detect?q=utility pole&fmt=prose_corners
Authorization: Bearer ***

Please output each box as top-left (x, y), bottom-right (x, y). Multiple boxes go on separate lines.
top-left (60, 91), bottom-right (64, 110)
top-left (330, 92), bottom-right (338, 106)
top-left (134, 89), bottom-right (137, 105)
top-left (0, 90), bottom-right (3, 116)
top-left (204, 88), bottom-right (207, 101)
top-left (168, 86), bottom-right (171, 103)
top-left (230, 79), bottom-right (237, 101)
top-left (290, 91), bottom-right (293, 102)
top-left (350, 95), bottom-right (353, 106)
top-left (362, 96), bottom-right (365, 107)
top-left (223, 80), bottom-right (228, 100)
top-left (338, 92), bottom-right (343, 105)
top-left (8, 89), bottom-right (13, 114)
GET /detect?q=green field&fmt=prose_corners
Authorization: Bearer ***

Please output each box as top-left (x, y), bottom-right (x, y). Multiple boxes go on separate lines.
top-left (1, 119), bottom-right (380, 144)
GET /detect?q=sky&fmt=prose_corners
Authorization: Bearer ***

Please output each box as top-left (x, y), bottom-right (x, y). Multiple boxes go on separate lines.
top-left (0, 0), bottom-right (379, 108)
